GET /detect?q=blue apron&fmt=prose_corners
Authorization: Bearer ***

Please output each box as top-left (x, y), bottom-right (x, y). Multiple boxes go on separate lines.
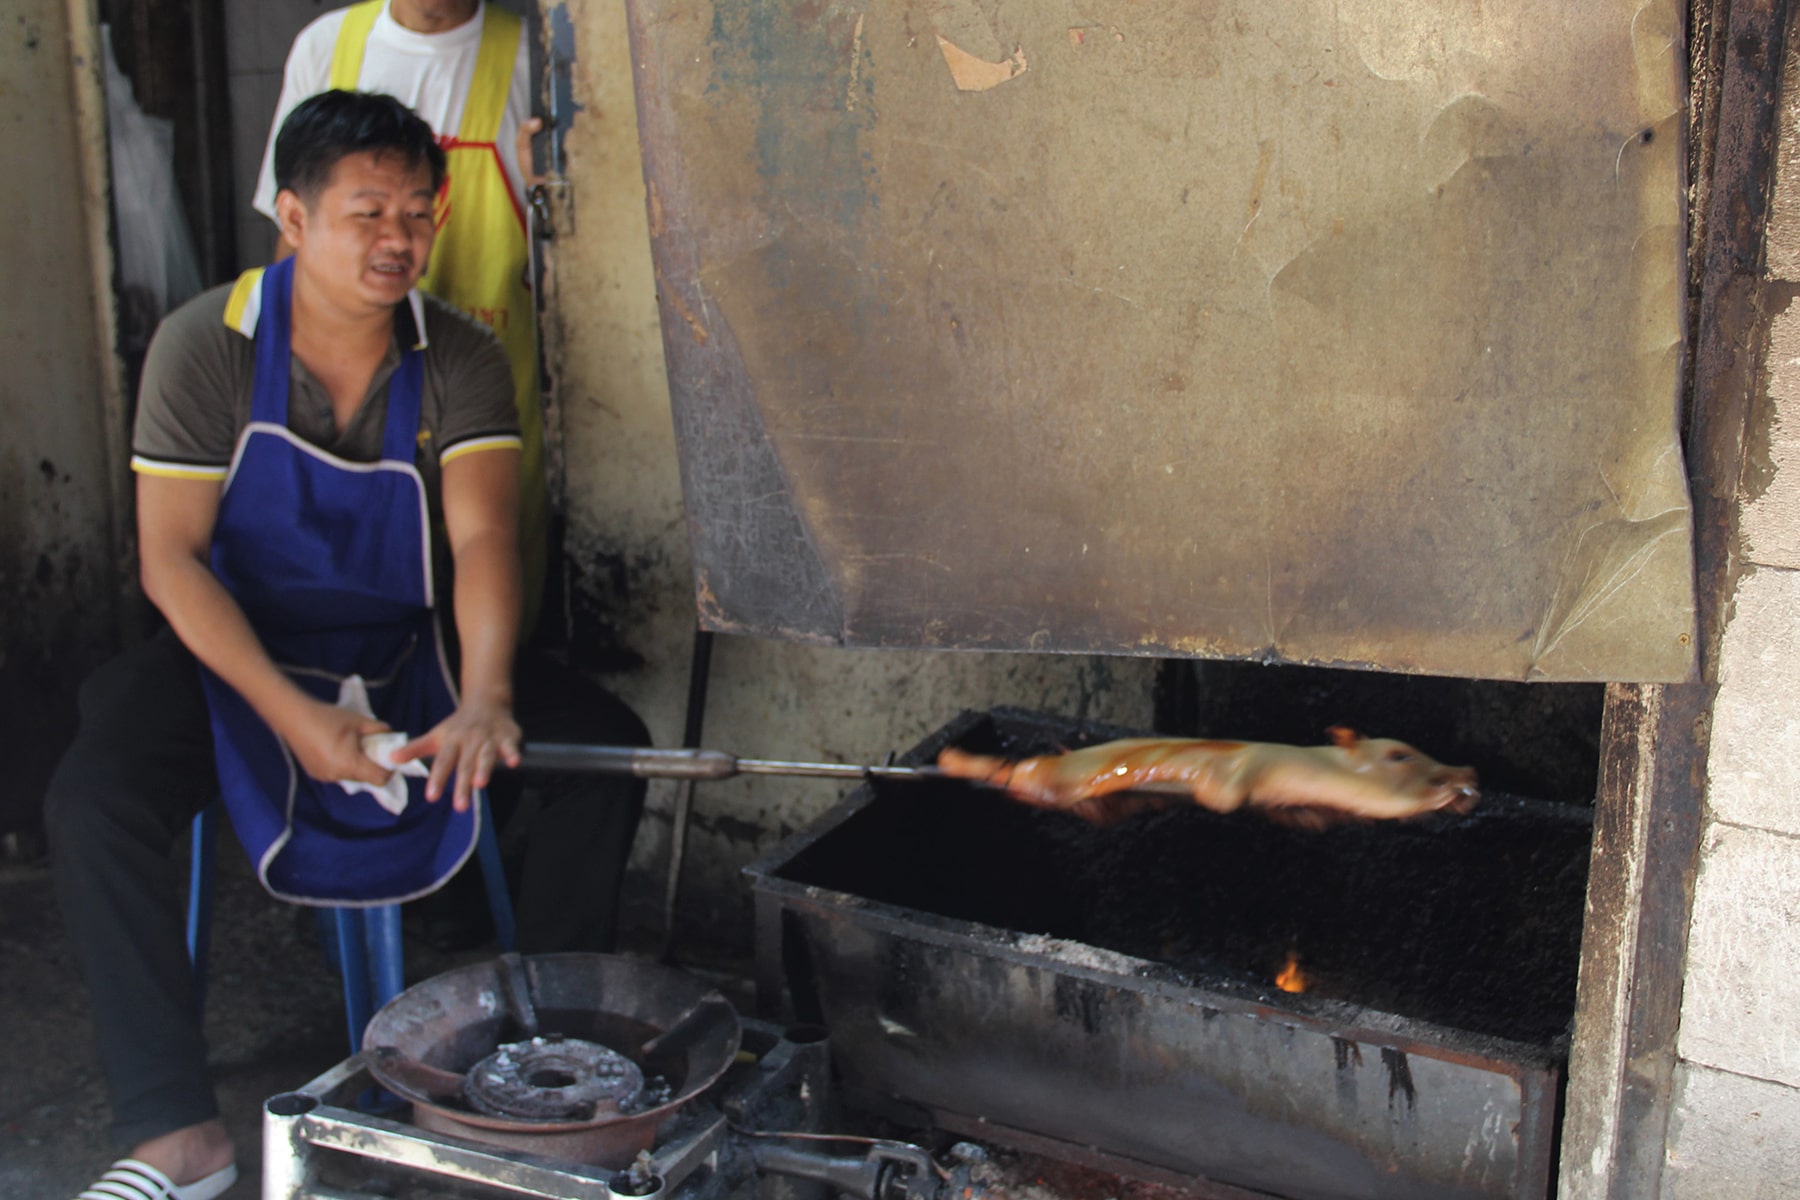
top-left (200, 257), bottom-right (479, 905)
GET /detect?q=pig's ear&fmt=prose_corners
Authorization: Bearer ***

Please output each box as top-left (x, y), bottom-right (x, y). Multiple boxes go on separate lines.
top-left (1326, 726), bottom-right (1361, 749)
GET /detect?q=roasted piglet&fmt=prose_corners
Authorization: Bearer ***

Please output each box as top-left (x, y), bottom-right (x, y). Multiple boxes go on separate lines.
top-left (935, 728), bottom-right (1479, 828)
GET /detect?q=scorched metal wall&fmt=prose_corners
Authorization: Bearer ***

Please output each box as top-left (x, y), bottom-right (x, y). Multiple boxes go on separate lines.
top-left (626, 0), bottom-right (1697, 682)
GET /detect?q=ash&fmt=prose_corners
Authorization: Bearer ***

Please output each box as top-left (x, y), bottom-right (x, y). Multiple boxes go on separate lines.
top-left (624, 1073), bottom-right (675, 1114)
top-left (1012, 933), bottom-right (1142, 976)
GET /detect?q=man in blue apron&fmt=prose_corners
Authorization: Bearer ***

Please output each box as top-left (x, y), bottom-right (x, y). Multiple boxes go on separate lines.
top-left (45, 92), bottom-right (646, 1200)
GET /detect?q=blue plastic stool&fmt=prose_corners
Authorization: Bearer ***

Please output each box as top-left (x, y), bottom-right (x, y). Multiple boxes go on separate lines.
top-left (184, 795), bottom-right (515, 1054)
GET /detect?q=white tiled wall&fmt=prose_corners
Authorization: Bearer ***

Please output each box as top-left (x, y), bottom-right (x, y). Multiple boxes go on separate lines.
top-left (1665, 1062), bottom-right (1800, 1199)
top-left (223, 0), bottom-right (327, 270)
top-left (1702, 550), bottom-right (1800, 834)
top-left (1679, 813), bottom-right (1800, 1081)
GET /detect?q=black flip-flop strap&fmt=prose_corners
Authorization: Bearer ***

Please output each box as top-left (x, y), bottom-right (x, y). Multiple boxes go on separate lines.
top-left (79, 1162), bottom-right (176, 1200)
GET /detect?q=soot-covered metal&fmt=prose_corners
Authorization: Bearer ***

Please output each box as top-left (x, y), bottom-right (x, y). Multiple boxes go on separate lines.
top-left (630, 0), bottom-right (1697, 683)
top-left (749, 708), bottom-right (1592, 1199)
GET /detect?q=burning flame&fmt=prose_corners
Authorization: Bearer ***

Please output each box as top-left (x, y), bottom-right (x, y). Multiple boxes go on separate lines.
top-left (1275, 948), bottom-right (1308, 994)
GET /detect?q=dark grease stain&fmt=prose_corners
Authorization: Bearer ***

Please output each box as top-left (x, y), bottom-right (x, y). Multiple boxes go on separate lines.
top-left (1333, 1036), bottom-right (1362, 1108)
top-left (38, 459), bottom-right (56, 482)
top-left (1051, 975), bottom-right (1104, 1035)
top-left (875, 936), bottom-right (924, 1027)
top-left (565, 538), bottom-right (658, 674)
top-left (695, 811), bottom-right (767, 845)
top-left (1739, 283), bottom-right (1800, 506)
top-left (1381, 1047), bottom-right (1416, 1113)
top-left (1736, 30), bottom-right (1767, 74)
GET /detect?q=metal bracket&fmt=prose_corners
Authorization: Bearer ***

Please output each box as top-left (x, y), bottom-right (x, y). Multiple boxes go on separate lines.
top-left (531, 180), bottom-right (572, 241)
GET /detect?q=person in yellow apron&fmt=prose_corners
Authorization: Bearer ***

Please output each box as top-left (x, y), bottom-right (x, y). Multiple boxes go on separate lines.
top-left (255, 0), bottom-right (549, 632)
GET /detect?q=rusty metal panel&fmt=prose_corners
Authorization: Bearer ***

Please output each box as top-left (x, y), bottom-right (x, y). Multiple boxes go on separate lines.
top-left (627, 0), bottom-right (1695, 681)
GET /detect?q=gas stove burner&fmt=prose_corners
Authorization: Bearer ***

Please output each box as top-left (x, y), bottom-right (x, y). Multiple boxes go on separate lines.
top-left (465, 1033), bottom-right (646, 1121)
top-left (359, 952), bottom-right (743, 1166)
top-left (267, 1007), bottom-right (1011, 1200)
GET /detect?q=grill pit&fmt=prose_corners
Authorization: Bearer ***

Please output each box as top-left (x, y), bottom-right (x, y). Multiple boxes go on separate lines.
top-left (748, 707), bottom-right (1593, 1200)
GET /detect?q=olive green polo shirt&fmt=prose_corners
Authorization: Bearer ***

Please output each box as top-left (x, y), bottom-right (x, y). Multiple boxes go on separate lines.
top-left (131, 275), bottom-right (522, 602)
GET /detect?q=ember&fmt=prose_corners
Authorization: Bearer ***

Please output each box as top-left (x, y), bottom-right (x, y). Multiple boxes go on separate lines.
top-left (1274, 949), bottom-right (1307, 994)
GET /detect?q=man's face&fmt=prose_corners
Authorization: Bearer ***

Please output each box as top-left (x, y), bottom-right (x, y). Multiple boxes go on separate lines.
top-left (279, 150), bottom-right (436, 314)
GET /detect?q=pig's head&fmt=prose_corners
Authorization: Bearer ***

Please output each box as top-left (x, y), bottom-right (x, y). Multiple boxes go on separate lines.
top-left (1326, 727), bottom-right (1480, 818)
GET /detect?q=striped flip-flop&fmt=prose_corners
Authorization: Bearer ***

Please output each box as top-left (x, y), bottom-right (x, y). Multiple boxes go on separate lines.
top-left (77, 1159), bottom-right (237, 1200)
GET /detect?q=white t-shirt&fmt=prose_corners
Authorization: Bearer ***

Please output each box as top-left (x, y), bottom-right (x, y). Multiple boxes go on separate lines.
top-left (253, 1), bottom-right (530, 221)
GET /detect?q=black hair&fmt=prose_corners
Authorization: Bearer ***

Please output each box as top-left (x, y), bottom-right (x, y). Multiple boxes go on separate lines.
top-left (273, 90), bottom-right (447, 202)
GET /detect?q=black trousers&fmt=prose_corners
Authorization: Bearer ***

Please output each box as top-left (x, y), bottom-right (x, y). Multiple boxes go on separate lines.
top-left (42, 626), bottom-right (647, 1146)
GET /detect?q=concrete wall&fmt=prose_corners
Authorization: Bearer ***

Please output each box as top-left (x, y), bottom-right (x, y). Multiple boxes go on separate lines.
top-left (0, 0), bottom-right (129, 834)
top-left (220, 0), bottom-right (321, 269)
top-left (1661, 20), bottom-right (1800, 1197)
top-left (538, 0), bottom-right (1156, 944)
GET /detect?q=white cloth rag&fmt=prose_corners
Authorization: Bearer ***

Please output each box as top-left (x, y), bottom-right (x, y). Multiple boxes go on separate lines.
top-left (335, 675), bottom-right (427, 815)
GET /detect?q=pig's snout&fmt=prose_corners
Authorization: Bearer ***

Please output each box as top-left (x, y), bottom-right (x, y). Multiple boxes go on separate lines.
top-left (1427, 767), bottom-right (1480, 815)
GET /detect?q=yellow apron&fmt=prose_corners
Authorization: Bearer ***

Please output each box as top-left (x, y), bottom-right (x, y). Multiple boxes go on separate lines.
top-left (331, 0), bottom-right (547, 635)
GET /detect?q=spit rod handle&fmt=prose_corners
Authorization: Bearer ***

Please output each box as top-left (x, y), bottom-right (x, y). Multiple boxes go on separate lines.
top-left (515, 744), bottom-right (946, 782)
top-left (517, 744), bottom-right (742, 780)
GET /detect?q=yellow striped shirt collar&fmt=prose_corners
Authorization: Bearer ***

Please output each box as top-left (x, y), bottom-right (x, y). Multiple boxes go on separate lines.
top-left (222, 267), bottom-right (430, 350)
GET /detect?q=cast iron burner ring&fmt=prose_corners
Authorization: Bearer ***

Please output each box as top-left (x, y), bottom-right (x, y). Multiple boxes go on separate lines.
top-left (465, 1034), bottom-right (645, 1121)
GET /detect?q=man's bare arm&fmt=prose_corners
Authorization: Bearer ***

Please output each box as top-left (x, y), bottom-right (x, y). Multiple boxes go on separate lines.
top-left (137, 475), bottom-right (390, 785)
top-left (393, 447), bottom-right (524, 810)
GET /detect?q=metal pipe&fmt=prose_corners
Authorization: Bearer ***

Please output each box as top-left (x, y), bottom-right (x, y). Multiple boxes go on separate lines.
top-left (518, 743), bottom-right (941, 783)
top-left (262, 1091), bottom-right (319, 1200)
top-left (661, 628), bottom-right (714, 961)
top-left (366, 906), bottom-right (405, 1012)
top-left (333, 910), bottom-right (371, 1059)
top-left (474, 798), bottom-right (516, 951)
top-left (748, 1143), bottom-right (884, 1199)
top-left (298, 1105), bottom-right (619, 1199)
top-left (186, 802), bottom-right (217, 1012)
top-left (734, 758), bottom-right (942, 781)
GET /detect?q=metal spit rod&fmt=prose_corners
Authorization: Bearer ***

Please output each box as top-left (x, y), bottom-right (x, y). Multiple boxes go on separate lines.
top-left (518, 743), bottom-right (944, 783)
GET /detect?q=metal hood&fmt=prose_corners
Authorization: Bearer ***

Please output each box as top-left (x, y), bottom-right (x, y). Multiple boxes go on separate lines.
top-left (626, 0), bottom-right (1695, 682)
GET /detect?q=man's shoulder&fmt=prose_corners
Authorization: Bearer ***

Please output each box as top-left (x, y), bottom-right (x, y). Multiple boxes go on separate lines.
top-left (419, 292), bottom-right (507, 365)
top-left (415, 293), bottom-right (518, 437)
top-left (149, 282), bottom-right (246, 363)
top-left (134, 282), bottom-right (250, 467)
